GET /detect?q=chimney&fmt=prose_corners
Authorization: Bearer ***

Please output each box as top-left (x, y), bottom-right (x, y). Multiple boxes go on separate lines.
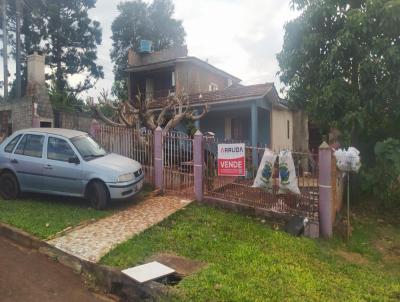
top-left (27, 52), bottom-right (45, 87)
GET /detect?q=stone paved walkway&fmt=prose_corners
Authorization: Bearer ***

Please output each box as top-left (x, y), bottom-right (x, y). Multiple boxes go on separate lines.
top-left (47, 196), bottom-right (192, 262)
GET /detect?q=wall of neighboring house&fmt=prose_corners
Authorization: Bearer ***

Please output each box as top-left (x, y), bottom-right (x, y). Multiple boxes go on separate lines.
top-left (271, 108), bottom-right (293, 150)
top-left (54, 110), bottom-right (95, 133)
top-left (175, 62), bottom-right (229, 95)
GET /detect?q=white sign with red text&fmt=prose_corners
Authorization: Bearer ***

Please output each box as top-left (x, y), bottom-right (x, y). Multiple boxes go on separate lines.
top-left (217, 143), bottom-right (246, 176)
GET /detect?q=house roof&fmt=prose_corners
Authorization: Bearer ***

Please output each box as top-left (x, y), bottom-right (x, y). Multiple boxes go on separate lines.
top-left (150, 83), bottom-right (275, 108)
top-left (125, 56), bottom-right (242, 82)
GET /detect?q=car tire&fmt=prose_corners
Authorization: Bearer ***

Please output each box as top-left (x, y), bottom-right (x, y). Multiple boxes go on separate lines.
top-left (87, 181), bottom-right (109, 210)
top-left (0, 172), bottom-right (20, 200)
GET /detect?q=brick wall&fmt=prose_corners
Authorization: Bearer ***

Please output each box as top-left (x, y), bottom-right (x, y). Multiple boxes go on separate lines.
top-left (11, 98), bottom-right (34, 132)
top-left (128, 46), bottom-right (188, 67)
top-left (54, 110), bottom-right (95, 133)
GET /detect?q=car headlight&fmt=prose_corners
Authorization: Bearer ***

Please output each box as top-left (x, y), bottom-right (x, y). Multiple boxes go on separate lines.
top-left (117, 173), bottom-right (134, 183)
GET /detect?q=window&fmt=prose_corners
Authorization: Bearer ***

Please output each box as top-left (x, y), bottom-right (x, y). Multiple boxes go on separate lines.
top-left (287, 120), bottom-right (290, 139)
top-left (209, 83), bottom-right (218, 91)
top-left (14, 134), bottom-right (44, 158)
top-left (47, 137), bottom-right (75, 162)
top-left (4, 134), bottom-right (22, 153)
top-left (227, 78), bottom-right (233, 87)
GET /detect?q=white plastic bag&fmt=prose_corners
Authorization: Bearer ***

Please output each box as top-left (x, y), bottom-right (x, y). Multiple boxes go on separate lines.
top-left (334, 147), bottom-right (361, 172)
top-left (278, 150), bottom-right (301, 195)
top-left (252, 148), bottom-right (276, 191)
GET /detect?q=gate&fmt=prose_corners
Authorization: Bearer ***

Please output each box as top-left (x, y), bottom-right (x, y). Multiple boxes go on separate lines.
top-left (204, 138), bottom-right (319, 222)
top-left (163, 131), bottom-right (194, 198)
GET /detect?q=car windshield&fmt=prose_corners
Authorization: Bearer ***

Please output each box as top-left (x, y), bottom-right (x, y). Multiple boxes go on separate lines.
top-left (70, 135), bottom-right (107, 161)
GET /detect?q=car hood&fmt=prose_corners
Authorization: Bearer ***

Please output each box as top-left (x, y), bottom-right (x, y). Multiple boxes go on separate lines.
top-left (87, 153), bottom-right (141, 174)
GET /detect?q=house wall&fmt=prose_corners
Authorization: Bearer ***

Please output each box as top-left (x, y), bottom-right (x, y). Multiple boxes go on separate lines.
top-left (271, 108), bottom-right (293, 150)
top-left (175, 62), bottom-right (229, 95)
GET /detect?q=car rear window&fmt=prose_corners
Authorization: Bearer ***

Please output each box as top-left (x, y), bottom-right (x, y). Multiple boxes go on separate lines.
top-left (14, 134), bottom-right (45, 158)
top-left (4, 134), bottom-right (22, 153)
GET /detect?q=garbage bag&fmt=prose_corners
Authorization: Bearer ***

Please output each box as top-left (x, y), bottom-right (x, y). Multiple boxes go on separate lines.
top-left (252, 148), bottom-right (276, 191)
top-left (278, 150), bottom-right (301, 195)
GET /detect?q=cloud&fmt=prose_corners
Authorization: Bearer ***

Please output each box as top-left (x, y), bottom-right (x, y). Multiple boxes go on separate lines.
top-left (2, 0), bottom-right (298, 99)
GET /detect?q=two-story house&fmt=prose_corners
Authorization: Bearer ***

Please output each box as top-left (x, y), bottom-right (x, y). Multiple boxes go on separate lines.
top-left (126, 45), bottom-right (306, 151)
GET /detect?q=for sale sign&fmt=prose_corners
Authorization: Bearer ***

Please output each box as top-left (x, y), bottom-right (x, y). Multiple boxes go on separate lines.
top-left (218, 143), bottom-right (246, 176)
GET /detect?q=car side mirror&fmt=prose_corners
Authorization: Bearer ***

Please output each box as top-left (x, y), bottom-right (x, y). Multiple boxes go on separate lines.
top-left (68, 156), bottom-right (80, 164)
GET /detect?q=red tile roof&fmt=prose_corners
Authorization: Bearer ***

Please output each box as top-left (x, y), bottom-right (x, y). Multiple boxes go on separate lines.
top-left (151, 83), bottom-right (274, 108)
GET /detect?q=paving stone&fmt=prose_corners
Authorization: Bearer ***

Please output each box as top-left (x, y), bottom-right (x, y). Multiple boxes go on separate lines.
top-left (47, 196), bottom-right (191, 262)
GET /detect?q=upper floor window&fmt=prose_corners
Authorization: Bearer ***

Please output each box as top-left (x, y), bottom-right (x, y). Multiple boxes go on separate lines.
top-left (287, 120), bottom-right (290, 139)
top-left (227, 78), bottom-right (233, 87)
top-left (209, 82), bottom-right (218, 91)
top-left (171, 71), bottom-right (175, 87)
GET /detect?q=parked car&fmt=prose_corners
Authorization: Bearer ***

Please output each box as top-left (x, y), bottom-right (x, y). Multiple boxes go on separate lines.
top-left (0, 128), bottom-right (144, 209)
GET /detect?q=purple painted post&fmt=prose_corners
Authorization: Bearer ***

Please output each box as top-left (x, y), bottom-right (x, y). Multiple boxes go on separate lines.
top-left (319, 142), bottom-right (333, 238)
top-left (193, 130), bottom-right (204, 201)
top-left (89, 119), bottom-right (100, 138)
top-left (154, 126), bottom-right (163, 191)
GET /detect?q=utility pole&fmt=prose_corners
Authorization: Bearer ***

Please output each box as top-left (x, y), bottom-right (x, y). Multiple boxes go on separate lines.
top-left (2, 0), bottom-right (8, 101)
top-left (16, 0), bottom-right (21, 98)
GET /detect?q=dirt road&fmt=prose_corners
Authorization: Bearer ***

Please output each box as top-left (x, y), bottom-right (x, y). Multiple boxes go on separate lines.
top-left (0, 237), bottom-right (111, 302)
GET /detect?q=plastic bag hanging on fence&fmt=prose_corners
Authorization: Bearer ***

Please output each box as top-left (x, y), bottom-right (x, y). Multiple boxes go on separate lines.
top-left (252, 148), bottom-right (276, 191)
top-left (278, 150), bottom-right (301, 195)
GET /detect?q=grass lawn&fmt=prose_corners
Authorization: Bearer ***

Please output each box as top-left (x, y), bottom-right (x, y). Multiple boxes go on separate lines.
top-left (101, 203), bottom-right (400, 302)
top-left (0, 185), bottom-right (153, 239)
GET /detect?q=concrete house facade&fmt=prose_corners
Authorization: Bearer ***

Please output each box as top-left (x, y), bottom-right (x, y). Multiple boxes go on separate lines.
top-left (126, 46), bottom-right (305, 150)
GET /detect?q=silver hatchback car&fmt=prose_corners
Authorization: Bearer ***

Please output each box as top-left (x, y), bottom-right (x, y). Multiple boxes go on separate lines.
top-left (0, 128), bottom-right (144, 209)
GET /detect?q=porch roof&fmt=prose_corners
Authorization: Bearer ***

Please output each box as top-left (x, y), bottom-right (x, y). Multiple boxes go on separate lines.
top-left (150, 83), bottom-right (275, 108)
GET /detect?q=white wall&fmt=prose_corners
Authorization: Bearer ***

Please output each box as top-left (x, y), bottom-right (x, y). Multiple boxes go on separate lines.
top-left (271, 108), bottom-right (293, 150)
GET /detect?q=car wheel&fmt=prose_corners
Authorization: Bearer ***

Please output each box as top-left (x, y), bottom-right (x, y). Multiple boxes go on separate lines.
top-left (0, 172), bottom-right (20, 200)
top-left (87, 181), bottom-right (109, 210)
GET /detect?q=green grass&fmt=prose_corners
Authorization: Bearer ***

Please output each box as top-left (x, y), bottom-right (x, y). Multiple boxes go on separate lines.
top-left (101, 203), bottom-right (400, 302)
top-left (0, 186), bottom-right (153, 239)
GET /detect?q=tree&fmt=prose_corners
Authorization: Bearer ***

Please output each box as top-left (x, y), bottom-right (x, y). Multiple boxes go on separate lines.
top-left (110, 0), bottom-right (186, 99)
top-left (2, 0), bottom-right (103, 96)
top-left (91, 90), bottom-right (208, 134)
top-left (278, 0), bottom-right (400, 162)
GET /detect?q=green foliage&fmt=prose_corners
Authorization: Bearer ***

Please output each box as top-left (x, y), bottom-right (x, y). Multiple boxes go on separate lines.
top-left (101, 204), bottom-right (400, 301)
top-left (110, 0), bottom-right (186, 98)
top-left (278, 0), bottom-right (400, 157)
top-left (362, 138), bottom-right (400, 205)
top-left (3, 0), bottom-right (103, 95)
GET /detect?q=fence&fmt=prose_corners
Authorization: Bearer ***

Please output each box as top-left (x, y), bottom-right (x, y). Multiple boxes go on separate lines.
top-left (204, 138), bottom-right (320, 223)
top-left (93, 125), bottom-right (154, 185)
top-left (91, 121), bottom-right (344, 238)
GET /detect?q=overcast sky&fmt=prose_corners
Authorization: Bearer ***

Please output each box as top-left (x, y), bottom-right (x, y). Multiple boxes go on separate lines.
top-left (3, 0), bottom-right (299, 99)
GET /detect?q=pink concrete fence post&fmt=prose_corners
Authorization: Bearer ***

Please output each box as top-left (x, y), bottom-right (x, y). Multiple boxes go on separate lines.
top-left (154, 126), bottom-right (164, 191)
top-left (193, 130), bottom-right (204, 201)
top-left (318, 142), bottom-right (333, 238)
top-left (89, 119), bottom-right (100, 138)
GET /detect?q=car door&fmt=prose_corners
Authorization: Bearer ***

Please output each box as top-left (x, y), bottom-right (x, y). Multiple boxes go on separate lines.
top-left (12, 133), bottom-right (46, 192)
top-left (43, 136), bottom-right (84, 196)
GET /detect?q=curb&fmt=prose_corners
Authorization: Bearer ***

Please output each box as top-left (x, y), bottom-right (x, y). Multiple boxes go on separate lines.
top-left (0, 222), bottom-right (170, 302)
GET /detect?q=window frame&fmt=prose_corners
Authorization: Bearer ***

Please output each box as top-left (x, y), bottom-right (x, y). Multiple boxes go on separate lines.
top-left (47, 136), bottom-right (77, 163)
top-left (4, 134), bottom-right (22, 153)
top-left (14, 134), bottom-right (45, 158)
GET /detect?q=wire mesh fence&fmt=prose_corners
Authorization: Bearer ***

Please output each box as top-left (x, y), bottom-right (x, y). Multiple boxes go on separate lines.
top-left (204, 138), bottom-right (319, 221)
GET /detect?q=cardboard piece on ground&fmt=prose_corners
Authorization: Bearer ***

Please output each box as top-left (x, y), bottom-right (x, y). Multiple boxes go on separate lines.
top-left (121, 261), bottom-right (175, 283)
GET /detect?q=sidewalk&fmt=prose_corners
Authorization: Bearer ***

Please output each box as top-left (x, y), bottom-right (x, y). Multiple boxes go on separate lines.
top-left (48, 195), bottom-right (191, 262)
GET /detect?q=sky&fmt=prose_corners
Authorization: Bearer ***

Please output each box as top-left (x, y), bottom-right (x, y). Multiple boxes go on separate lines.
top-left (2, 0), bottom-right (299, 99)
